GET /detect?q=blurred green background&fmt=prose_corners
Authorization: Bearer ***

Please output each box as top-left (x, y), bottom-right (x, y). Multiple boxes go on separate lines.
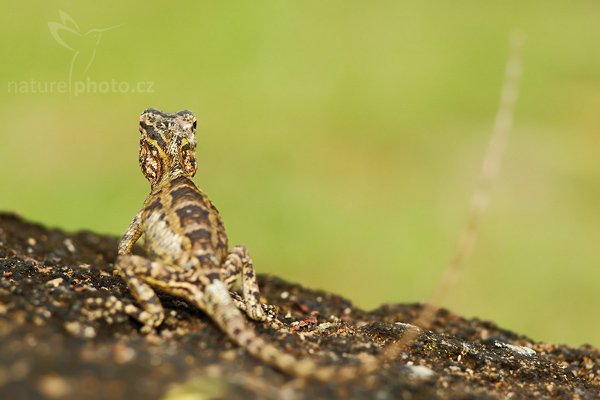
top-left (1, 1), bottom-right (599, 348)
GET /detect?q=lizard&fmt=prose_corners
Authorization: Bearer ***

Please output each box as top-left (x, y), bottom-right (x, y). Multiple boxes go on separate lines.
top-left (116, 108), bottom-right (404, 381)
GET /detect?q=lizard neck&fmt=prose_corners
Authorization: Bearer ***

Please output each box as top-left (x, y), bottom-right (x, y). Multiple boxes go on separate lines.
top-left (151, 168), bottom-right (191, 193)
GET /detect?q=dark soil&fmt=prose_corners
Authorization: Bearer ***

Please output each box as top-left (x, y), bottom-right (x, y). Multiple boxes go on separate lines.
top-left (0, 213), bottom-right (598, 399)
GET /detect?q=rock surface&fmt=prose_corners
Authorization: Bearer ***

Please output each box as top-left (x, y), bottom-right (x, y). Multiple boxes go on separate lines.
top-left (0, 213), bottom-right (598, 399)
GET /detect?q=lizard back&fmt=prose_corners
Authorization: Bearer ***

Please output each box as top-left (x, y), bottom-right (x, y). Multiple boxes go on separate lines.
top-left (141, 175), bottom-right (228, 270)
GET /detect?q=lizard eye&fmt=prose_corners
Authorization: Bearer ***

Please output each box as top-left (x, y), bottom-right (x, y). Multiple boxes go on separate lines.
top-left (192, 120), bottom-right (197, 130)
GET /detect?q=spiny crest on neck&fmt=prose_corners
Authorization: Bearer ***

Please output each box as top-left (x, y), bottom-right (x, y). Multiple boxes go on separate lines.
top-left (138, 108), bottom-right (198, 187)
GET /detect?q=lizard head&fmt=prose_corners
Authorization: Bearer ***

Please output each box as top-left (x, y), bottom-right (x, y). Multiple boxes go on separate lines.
top-left (138, 108), bottom-right (197, 187)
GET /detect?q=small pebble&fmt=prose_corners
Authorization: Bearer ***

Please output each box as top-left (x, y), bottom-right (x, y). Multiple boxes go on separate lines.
top-left (46, 278), bottom-right (64, 288)
top-left (394, 322), bottom-right (421, 333)
top-left (221, 350), bottom-right (237, 362)
top-left (64, 321), bottom-right (96, 338)
top-left (64, 321), bottom-right (82, 336)
top-left (494, 341), bottom-right (536, 357)
top-left (407, 365), bottom-right (435, 379)
top-left (114, 344), bottom-right (136, 364)
top-left (63, 238), bottom-right (76, 253)
top-left (37, 375), bottom-right (71, 399)
top-left (83, 326), bottom-right (96, 339)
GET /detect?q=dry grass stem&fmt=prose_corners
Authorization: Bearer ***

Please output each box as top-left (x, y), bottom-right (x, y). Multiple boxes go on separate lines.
top-left (384, 31), bottom-right (526, 360)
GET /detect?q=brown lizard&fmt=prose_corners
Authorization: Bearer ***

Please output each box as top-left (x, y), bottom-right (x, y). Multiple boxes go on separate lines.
top-left (116, 108), bottom-right (401, 380)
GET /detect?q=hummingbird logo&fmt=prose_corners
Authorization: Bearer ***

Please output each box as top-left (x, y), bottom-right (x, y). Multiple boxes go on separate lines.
top-left (48, 10), bottom-right (120, 84)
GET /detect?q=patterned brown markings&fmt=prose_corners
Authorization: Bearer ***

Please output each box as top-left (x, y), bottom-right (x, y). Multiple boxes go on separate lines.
top-left (196, 253), bottom-right (219, 266)
top-left (141, 197), bottom-right (171, 232)
top-left (201, 199), bottom-right (228, 251)
top-left (140, 122), bottom-right (168, 152)
top-left (175, 204), bottom-right (210, 228)
top-left (204, 271), bottom-right (220, 283)
top-left (145, 198), bottom-right (163, 213)
top-left (166, 177), bottom-right (228, 252)
top-left (148, 279), bottom-right (197, 296)
top-left (170, 175), bottom-right (193, 188)
top-left (139, 141), bottom-right (163, 185)
top-left (186, 228), bottom-right (212, 243)
top-left (169, 181), bottom-right (204, 205)
top-left (180, 143), bottom-right (197, 176)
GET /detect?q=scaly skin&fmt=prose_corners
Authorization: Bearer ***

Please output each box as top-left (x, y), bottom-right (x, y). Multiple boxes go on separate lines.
top-left (117, 108), bottom-right (390, 380)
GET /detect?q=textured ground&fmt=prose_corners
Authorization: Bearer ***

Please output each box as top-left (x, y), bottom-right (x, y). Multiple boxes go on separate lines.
top-left (0, 213), bottom-right (598, 400)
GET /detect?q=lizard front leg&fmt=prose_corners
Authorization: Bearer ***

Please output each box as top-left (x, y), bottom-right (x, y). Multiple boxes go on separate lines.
top-left (117, 211), bottom-right (143, 256)
top-left (115, 254), bottom-right (169, 333)
top-left (221, 245), bottom-right (267, 322)
top-left (79, 211), bottom-right (157, 331)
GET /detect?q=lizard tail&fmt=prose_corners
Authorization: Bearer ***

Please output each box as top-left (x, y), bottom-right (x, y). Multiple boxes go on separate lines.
top-left (204, 280), bottom-right (401, 381)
